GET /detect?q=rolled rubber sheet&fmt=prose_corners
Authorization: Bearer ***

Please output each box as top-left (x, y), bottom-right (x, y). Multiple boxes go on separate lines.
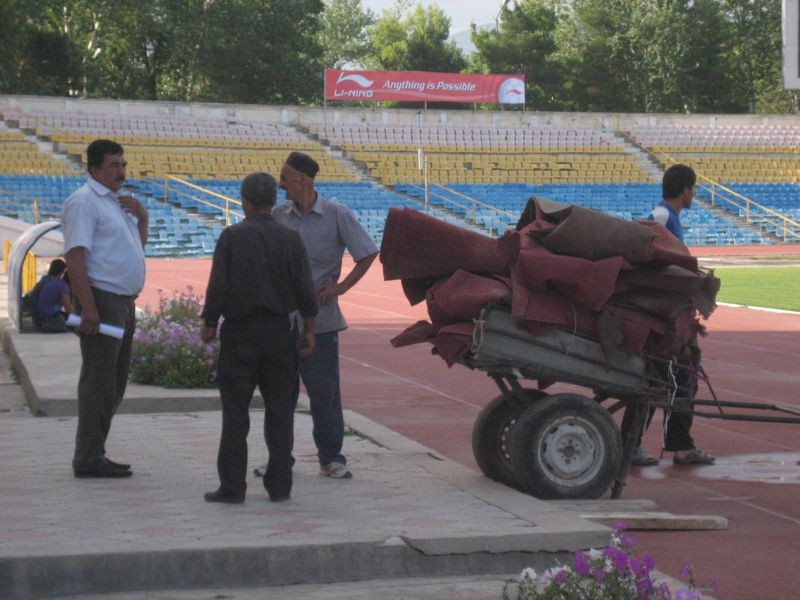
top-left (382, 200), bottom-right (719, 368)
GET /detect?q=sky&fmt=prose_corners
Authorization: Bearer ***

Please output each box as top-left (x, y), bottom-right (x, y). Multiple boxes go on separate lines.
top-left (361, 0), bottom-right (505, 34)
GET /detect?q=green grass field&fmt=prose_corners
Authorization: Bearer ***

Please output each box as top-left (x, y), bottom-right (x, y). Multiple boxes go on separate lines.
top-left (713, 266), bottom-right (800, 312)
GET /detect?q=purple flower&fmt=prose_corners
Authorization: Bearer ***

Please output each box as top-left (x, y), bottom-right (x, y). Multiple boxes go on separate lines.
top-left (553, 568), bottom-right (568, 585)
top-left (573, 550), bottom-right (591, 576)
top-left (630, 556), bottom-right (642, 574)
top-left (635, 573), bottom-right (655, 599)
top-left (630, 555), bottom-right (655, 581)
top-left (680, 563), bottom-right (693, 578)
top-left (618, 530), bottom-right (636, 549)
top-left (658, 581), bottom-right (672, 599)
top-left (674, 589), bottom-right (701, 600)
top-left (592, 568), bottom-right (606, 584)
top-left (642, 555), bottom-right (655, 572)
top-left (613, 520), bottom-right (628, 533)
top-left (603, 546), bottom-right (629, 574)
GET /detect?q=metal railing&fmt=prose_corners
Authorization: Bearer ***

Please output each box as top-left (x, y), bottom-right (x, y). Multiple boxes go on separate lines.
top-left (403, 182), bottom-right (515, 237)
top-left (157, 175), bottom-right (243, 226)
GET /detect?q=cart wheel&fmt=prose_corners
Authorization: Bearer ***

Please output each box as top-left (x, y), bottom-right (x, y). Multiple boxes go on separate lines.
top-left (472, 390), bottom-right (546, 487)
top-left (509, 393), bottom-right (622, 500)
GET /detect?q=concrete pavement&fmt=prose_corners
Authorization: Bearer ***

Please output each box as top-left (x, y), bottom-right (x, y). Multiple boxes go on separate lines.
top-left (0, 271), bottom-right (613, 599)
top-left (0, 406), bottom-right (612, 598)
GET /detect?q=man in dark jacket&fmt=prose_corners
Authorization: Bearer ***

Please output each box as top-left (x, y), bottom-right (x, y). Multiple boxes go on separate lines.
top-left (200, 172), bottom-right (317, 503)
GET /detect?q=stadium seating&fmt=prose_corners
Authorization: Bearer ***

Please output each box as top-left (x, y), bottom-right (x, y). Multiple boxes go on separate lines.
top-left (1, 100), bottom-right (796, 253)
top-left (627, 124), bottom-right (800, 242)
top-left (0, 119), bottom-right (74, 176)
top-left (1, 107), bottom-right (357, 181)
top-left (395, 182), bottom-right (769, 246)
top-left (627, 124), bottom-right (800, 183)
top-left (307, 123), bottom-right (651, 185)
top-left (0, 175), bottom-right (222, 257)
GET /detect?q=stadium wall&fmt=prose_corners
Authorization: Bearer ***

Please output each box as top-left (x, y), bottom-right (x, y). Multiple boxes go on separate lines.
top-left (3, 94), bottom-right (800, 131)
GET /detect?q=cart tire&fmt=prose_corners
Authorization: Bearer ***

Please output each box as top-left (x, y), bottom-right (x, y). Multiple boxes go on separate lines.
top-left (509, 393), bottom-right (622, 500)
top-left (472, 390), bottom-right (546, 487)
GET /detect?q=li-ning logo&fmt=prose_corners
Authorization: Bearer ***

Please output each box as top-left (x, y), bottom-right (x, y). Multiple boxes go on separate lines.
top-left (336, 72), bottom-right (374, 88)
top-left (497, 77), bottom-right (525, 104)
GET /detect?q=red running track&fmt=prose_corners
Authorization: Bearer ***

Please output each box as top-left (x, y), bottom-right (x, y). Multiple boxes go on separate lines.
top-left (142, 248), bottom-right (800, 600)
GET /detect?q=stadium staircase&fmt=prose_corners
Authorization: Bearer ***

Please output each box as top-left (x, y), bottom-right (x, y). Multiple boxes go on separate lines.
top-left (295, 123), bottom-right (379, 184)
top-left (615, 130), bottom-right (665, 181)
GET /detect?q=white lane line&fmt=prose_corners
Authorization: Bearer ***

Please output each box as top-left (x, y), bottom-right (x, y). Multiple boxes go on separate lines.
top-left (339, 354), bottom-right (485, 410)
top-left (717, 302), bottom-right (800, 315)
top-left (341, 299), bottom-right (427, 321)
top-left (686, 480), bottom-right (800, 525)
top-left (682, 415), bottom-right (800, 452)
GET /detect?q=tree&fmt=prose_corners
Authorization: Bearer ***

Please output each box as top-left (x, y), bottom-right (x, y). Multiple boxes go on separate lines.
top-left (0, 1), bottom-right (84, 97)
top-left (556, 0), bottom-right (741, 113)
top-left (722, 0), bottom-right (798, 113)
top-left (367, 1), bottom-right (466, 73)
top-left (0, 0), bottom-right (31, 93)
top-left (471, 0), bottom-right (567, 110)
top-left (679, 0), bottom-right (742, 113)
top-left (198, 0), bottom-right (325, 105)
top-left (320, 0), bottom-right (376, 69)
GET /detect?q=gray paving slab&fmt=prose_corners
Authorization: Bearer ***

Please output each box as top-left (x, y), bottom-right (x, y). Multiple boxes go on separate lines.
top-left (0, 410), bottom-right (609, 598)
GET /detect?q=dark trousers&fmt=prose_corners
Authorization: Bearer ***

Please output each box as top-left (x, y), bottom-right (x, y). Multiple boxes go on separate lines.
top-left (215, 316), bottom-right (296, 498)
top-left (291, 331), bottom-right (346, 466)
top-left (620, 404), bottom-right (694, 452)
top-left (72, 288), bottom-right (136, 471)
top-left (620, 358), bottom-right (696, 452)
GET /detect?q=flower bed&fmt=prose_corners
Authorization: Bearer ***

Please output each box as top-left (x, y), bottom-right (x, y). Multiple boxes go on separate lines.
top-left (504, 522), bottom-right (714, 599)
top-left (130, 287), bottom-right (218, 388)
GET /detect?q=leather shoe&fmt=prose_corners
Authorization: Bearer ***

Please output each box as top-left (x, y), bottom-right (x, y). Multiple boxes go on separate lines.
top-left (204, 489), bottom-right (245, 504)
top-left (74, 462), bottom-right (132, 478)
top-left (269, 493), bottom-right (290, 503)
top-left (105, 458), bottom-right (130, 471)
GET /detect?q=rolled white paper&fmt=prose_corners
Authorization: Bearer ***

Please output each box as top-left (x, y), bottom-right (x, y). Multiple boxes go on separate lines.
top-left (65, 314), bottom-right (125, 339)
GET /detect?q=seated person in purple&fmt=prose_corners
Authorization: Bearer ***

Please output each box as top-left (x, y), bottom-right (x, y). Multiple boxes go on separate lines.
top-left (37, 259), bottom-right (75, 333)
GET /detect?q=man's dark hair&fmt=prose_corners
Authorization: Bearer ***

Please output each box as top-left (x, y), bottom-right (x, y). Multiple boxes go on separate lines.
top-left (241, 172), bottom-right (278, 209)
top-left (47, 258), bottom-right (66, 277)
top-left (86, 139), bottom-right (124, 171)
top-left (662, 164), bottom-right (696, 200)
top-left (285, 151), bottom-right (320, 179)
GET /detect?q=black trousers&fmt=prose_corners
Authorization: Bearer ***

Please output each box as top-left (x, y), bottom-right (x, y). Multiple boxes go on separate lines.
top-left (73, 288), bottom-right (136, 471)
top-left (620, 358), bottom-right (696, 452)
top-left (215, 315), bottom-right (296, 498)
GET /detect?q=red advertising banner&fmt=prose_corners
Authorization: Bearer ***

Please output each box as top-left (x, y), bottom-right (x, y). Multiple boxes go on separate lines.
top-left (324, 69), bottom-right (525, 104)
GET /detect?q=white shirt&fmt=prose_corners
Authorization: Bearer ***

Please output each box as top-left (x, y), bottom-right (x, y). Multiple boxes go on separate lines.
top-left (62, 178), bottom-right (146, 296)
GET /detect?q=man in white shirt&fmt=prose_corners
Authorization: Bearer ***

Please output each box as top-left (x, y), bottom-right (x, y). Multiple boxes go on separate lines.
top-left (62, 139), bottom-right (148, 478)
